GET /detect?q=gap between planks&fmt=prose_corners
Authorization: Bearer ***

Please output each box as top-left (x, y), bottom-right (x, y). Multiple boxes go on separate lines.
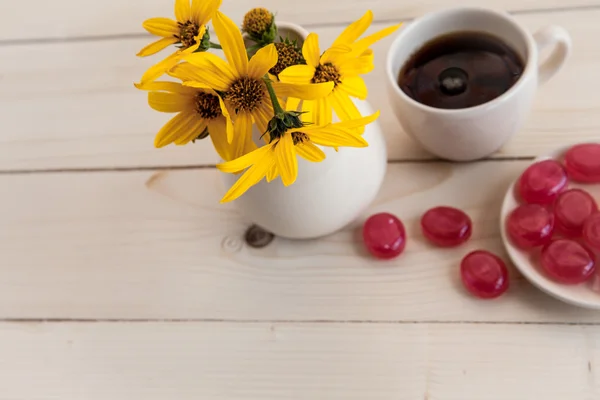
top-left (0, 157), bottom-right (536, 175)
top-left (2, 318), bottom-right (600, 326)
top-left (0, 4), bottom-right (598, 47)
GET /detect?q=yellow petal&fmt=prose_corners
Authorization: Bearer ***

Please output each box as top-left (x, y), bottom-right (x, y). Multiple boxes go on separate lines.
top-left (253, 103), bottom-right (274, 141)
top-left (168, 62), bottom-right (205, 83)
top-left (338, 52), bottom-right (375, 76)
top-left (175, 119), bottom-right (208, 145)
top-left (148, 91), bottom-right (193, 112)
top-left (217, 142), bottom-right (273, 173)
top-left (216, 95), bottom-right (234, 143)
top-left (248, 44), bottom-right (278, 79)
top-left (352, 23), bottom-right (402, 55)
top-left (278, 64), bottom-right (315, 85)
top-left (208, 117), bottom-right (235, 161)
top-left (296, 141), bottom-right (326, 162)
top-left (332, 10), bottom-right (373, 47)
top-left (175, 0), bottom-right (191, 22)
top-left (285, 97), bottom-right (301, 112)
top-left (192, 0), bottom-right (221, 25)
top-left (320, 44), bottom-right (353, 65)
top-left (330, 110), bottom-right (380, 130)
top-left (135, 80), bottom-right (197, 95)
top-left (338, 76), bottom-right (368, 99)
top-left (314, 96), bottom-right (332, 126)
top-left (301, 126), bottom-right (368, 148)
top-left (137, 37), bottom-right (178, 57)
top-left (154, 111), bottom-right (200, 148)
top-left (213, 11), bottom-right (248, 75)
top-left (219, 155), bottom-right (275, 203)
top-left (232, 112), bottom-right (257, 159)
top-left (180, 81), bottom-right (213, 90)
top-left (266, 164), bottom-right (279, 182)
top-left (275, 133), bottom-right (298, 186)
top-left (302, 33), bottom-right (321, 68)
top-left (181, 52), bottom-right (236, 91)
top-left (137, 51), bottom-right (181, 84)
top-left (142, 18), bottom-right (180, 37)
top-left (331, 89), bottom-right (363, 124)
top-left (271, 81), bottom-right (334, 101)
top-left (300, 99), bottom-right (313, 123)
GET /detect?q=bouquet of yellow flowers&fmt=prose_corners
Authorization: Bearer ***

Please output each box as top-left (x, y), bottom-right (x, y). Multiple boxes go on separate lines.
top-left (135, 1), bottom-right (400, 203)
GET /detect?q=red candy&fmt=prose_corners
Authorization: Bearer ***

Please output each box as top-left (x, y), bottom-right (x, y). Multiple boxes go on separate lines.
top-left (421, 206), bottom-right (472, 247)
top-left (554, 189), bottom-right (598, 237)
top-left (506, 204), bottom-right (554, 249)
top-left (518, 159), bottom-right (568, 204)
top-left (541, 239), bottom-right (595, 284)
top-left (363, 213), bottom-right (406, 259)
top-left (564, 143), bottom-right (600, 183)
top-left (583, 213), bottom-right (600, 252)
top-left (460, 250), bottom-right (509, 299)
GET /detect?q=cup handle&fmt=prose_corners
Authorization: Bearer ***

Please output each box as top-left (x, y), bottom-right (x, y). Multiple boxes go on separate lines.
top-left (533, 25), bottom-right (571, 85)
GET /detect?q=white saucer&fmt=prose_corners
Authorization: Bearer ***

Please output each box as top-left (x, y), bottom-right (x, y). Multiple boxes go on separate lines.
top-left (500, 145), bottom-right (600, 309)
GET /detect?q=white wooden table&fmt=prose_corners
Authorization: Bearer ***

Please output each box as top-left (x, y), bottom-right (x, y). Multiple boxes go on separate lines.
top-left (2, 0), bottom-right (600, 398)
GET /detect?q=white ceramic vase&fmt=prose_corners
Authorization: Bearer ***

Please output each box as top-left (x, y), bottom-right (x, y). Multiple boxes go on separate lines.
top-left (221, 22), bottom-right (387, 239)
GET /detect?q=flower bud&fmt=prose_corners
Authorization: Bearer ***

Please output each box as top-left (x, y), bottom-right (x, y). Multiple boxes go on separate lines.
top-left (266, 111), bottom-right (305, 143)
top-left (242, 8), bottom-right (276, 45)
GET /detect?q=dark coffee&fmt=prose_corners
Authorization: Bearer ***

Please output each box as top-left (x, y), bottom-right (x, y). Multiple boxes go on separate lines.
top-left (398, 31), bottom-right (524, 109)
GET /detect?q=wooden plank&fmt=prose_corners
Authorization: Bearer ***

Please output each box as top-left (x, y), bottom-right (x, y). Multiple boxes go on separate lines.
top-left (0, 9), bottom-right (598, 170)
top-left (3, 161), bottom-right (600, 321)
top-left (0, 321), bottom-right (598, 399)
top-left (2, 0), bottom-right (598, 41)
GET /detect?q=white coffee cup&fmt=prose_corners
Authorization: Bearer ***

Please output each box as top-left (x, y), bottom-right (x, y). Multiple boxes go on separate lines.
top-left (385, 7), bottom-right (571, 161)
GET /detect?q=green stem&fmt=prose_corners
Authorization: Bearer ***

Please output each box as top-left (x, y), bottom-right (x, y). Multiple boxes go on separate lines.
top-left (263, 75), bottom-right (285, 119)
top-left (209, 42), bottom-right (222, 49)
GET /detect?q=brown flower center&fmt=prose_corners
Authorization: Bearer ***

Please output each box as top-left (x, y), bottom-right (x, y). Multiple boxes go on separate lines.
top-left (177, 21), bottom-right (200, 48)
top-left (291, 132), bottom-right (309, 145)
top-left (242, 8), bottom-right (273, 37)
top-left (270, 42), bottom-right (306, 76)
top-left (227, 77), bottom-right (265, 113)
top-left (195, 92), bottom-right (221, 120)
top-left (312, 63), bottom-right (341, 86)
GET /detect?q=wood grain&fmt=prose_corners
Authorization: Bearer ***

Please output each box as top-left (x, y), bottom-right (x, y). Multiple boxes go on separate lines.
top-left (3, 161), bottom-right (600, 322)
top-left (1, 9), bottom-right (598, 170)
top-left (0, 321), bottom-right (598, 399)
top-left (2, 0), bottom-right (598, 41)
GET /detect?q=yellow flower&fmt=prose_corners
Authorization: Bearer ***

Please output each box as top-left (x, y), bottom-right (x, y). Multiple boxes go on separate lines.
top-left (135, 80), bottom-right (236, 160)
top-left (216, 111), bottom-right (380, 203)
top-left (330, 10), bottom-right (397, 54)
top-left (174, 11), bottom-right (335, 160)
top-left (136, 0), bottom-right (221, 85)
top-left (279, 12), bottom-right (400, 129)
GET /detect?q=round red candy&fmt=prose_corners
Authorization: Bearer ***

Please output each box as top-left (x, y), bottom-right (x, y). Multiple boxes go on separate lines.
top-left (460, 250), bottom-right (509, 299)
top-left (363, 213), bottom-right (406, 259)
top-left (554, 189), bottom-right (598, 237)
top-left (541, 239), bottom-right (595, 284)
top-left (506, 204), bottom-right (554, 249)
top-left (583, 213), bottom-right (600, 252)
top-left (564, 143), bottom-right (600, 183)
top-left (421, 206), bottom-right (472, 247)
top-left (518, 159), bottom-right (568, 204)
